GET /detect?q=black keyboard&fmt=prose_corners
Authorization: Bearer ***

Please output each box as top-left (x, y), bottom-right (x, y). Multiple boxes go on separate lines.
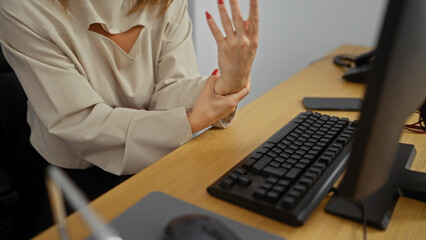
top-left (207, 111), bottom-right (357, 226)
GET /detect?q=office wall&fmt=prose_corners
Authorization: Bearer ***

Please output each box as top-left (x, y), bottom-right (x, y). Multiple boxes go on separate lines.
top-left (188, 0), bottom-right (387, 107)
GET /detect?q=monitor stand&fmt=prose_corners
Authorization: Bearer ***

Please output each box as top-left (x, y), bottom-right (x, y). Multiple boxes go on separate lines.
top-left (325, 143), bottom-right (426, 230)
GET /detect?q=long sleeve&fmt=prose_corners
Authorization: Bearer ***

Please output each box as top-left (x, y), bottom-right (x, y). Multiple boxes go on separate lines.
top-left (149, 0), bottom-right (204, 111)
top-left (0, 3), bottom-right (192, 175)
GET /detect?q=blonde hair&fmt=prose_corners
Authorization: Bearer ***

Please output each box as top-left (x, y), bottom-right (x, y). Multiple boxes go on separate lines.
top-left (57, 0), bottom-right (172, 15)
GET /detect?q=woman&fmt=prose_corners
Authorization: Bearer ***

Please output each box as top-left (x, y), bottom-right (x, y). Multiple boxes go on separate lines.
top-left (0, 0), bottom-right (258, 237)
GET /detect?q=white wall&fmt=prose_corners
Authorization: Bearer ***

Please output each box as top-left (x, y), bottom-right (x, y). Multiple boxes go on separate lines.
top-left (188, 0), bottom-right (387, 107)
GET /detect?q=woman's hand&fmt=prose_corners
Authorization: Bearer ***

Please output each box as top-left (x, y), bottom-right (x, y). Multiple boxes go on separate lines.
top-left (206, 0), bottom-right (259, 95)
top-left (187, 71), bottom-right (250, 133)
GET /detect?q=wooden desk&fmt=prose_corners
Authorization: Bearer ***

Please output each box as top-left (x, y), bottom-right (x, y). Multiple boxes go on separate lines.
top-left (35, 45), bottom-right (426, 240)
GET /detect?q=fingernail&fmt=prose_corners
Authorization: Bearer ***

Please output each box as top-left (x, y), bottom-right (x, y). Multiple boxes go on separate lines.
top-left (205, 11), bottom-right (211, 19)
top-left (211, 69), bottom-right (219, 75)
top-left (218, 0), bottom-right (224, 4)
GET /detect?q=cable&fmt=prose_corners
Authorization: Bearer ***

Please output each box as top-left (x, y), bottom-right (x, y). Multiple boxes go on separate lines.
top-left (404, 111), bottom-right (426, 134)
top-left (329, 188), bottom-right (368, 240)
top-left (355, 201), bottom-right (368, 240)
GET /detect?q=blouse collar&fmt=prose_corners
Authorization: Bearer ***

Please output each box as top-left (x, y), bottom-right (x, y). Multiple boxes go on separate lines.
top-left (69, 0), bottom-right (163, 33)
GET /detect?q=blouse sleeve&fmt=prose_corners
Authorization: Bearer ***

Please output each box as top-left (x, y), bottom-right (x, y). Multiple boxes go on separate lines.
top-left (0, 4), bottom-right (192, 175)
top-left (149, 0), bottom-right (235, 128)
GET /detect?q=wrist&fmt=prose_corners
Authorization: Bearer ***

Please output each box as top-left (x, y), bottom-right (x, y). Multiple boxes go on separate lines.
top-left (186, 111), bottom-right (203, 133)
top-left (214, 76), bottom-right (248, 95)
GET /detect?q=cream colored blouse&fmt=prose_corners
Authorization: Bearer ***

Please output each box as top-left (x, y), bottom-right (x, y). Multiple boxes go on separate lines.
top-left (0, 0), bottom-right (233, 175)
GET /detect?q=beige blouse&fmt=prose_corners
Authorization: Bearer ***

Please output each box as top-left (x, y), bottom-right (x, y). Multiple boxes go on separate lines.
top-left (0, 0), bottom-right (233, 175)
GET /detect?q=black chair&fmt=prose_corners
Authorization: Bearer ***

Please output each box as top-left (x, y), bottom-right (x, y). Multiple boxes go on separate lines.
top-left (0, 46), bottom-right (27, 239)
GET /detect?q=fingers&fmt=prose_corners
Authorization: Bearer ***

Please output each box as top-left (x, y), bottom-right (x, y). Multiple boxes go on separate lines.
top-left (248, 0), bottom-right (259, 37)
top-left (205, 11), bottom-right (226, 46)
top-left (217, 0), bottom-right (234, 38)
top-left (229, 0), bottom-right (245, 37)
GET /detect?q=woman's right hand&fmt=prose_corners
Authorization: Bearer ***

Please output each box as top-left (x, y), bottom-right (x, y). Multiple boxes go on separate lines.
top-left (206, 0), bottom-right (259, 95)
top-left (186, 72), bottom-right (250, 133)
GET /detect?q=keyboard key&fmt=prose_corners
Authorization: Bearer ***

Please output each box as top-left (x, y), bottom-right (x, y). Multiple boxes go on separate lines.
top-left (277, 143), bottom-right (287, 150)
top-left (299, 158), bottom-right (311, 164)
top-left (242, 158), bottom-right (257, 169)
top-left (281, 196), bottom-right (297, 209)
top-left (278, 179), bottom-right (291, 187)
top-left (319, 155), bottom-right (333, 165)
top-left (287, 189), bottom-right (302, 199)
top-left (294, 184), bottom-right (308, 194)
top-left (294, 128), bottom-right (304, 134)
top-left (219, 178), bottom-right (235, 189)
top-left (313, 162), bottom-right (327, 171)
top-left (267, 151), bottom-right (279, 158)
top-left (299, 177), bottom-right (314, 187)
top-left (328, 147), bottom-right (340, 154)
top-left (228, 172), bottom-right (240, 180)
top-left (251, 156), bottom-right (273, 174)
top-left (260, 182), bottom-right (273, 190)
top-left (336, 137), bottom-right (348, 145)
top-left (332, 143), bottom-right (343, 151)
top-left (285, 168), bottom-right (302, 180)
top-left (324, 151), bottom-right (336, 159)
top-left (234, 167), bottom-right (247, 175)
top-left (284, 148), bottom-right (295, 154)
top-left (286, 135), bottom-right (296, 142)
top-left (320, 115), bottom-right (330, 121)
top-left (313, 112), bottom-right (322, 118)
top-left (250, 152), bottom-right (263, 160)
top-left (309, 167), bottom-right (323, 175)
top-left (304, 172), bottom-right (318, 181)
top-left (272, 185), bottom-right (286, 193)
top-left (286, 158), bottom-right (297, 165)
top-left (281, 163), bottom-right (293, 169)
top-left (262, 166), bottom-right (288, 178)
top-left (266, 176), bottom-right (279, 184)
top-left (269, 161), bottom-right (281, 168)
top-left (330, 116), bottom-right (339, 122)
top-left (265, 191), bottom-right (281, 203)
top-left (275, 157), bottom-right (286, 163)
top-left (300, 145), bottom-right (310, 151)
top-left (289, 144), bottom-right (299, 150)
top-left (256, 147), bottom-right (269, 154)
top-left (295, 149), bottom-right (307, 155)
top-left (279, 152), bottom-right (291, 159)
top-left (340, 133), bottom-right (352, 139)
top-left (263, 142), bottom-right (275, 149)
top-left (252, 188), bottom-right (267, 199)
top-left (237, 175), bottom-right (252, 187)
top-left (295, 163), bottom-right (307, 169)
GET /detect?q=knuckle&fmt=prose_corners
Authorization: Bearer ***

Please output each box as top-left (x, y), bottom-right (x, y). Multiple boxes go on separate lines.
top-left (252, 16), bottom-right (259, 24)
top-left (239, 40), bottom-right (248, 48)
top-left (251, 39), bottom-right (259, 49)
top-left (233, 14), bottom-right (243, 23)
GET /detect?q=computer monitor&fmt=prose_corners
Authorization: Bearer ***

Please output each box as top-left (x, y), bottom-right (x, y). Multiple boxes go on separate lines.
top-left (325, 0), bottom-right (426, 230)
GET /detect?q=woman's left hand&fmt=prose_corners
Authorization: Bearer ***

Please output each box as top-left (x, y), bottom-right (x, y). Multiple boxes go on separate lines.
top-left (206, 0), bottom-right (259, 95)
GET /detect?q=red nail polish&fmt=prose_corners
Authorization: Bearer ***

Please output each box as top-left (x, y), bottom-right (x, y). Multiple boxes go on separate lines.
top-left (205, 11), bottom-right (211, 19)
top-left (211, 69), bottom-right (219, 76)
top-left (218, 0), bottom-right (224, 4)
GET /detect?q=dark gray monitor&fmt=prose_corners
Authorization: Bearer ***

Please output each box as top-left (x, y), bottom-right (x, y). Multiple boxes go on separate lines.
top-left (326, 0), bottom-right (426, 230)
